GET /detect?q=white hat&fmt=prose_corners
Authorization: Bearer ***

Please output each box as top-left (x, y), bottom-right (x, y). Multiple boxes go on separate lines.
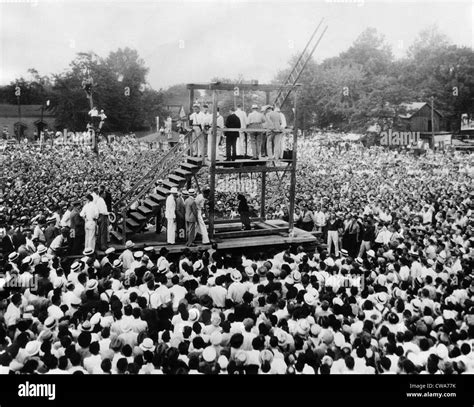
top-left (324, 257), bottom-right (335, 267)
top-left (125, 240), bottom-right (135, 248)
top-left (367, 250), bottom-right (375, 258)
top-left (218, 355), bottom-right (229, 369)
top-left (83, 247), bottom-right (94, 256)
top-left (37, 244), bottom-right (47, 255)
top-left (8, 252), bottom-right (19, 262)
top-left (189, 308), bottom-right (200, 322)
top-left (304, 292), bottom-right (316, 307)
top-left (86, 279), bottom-right (98, 291)
top-left (230, 269), bottom-right (242, 282)
top-left (22, 256), bottom-right (33, 266)
top-left (113, 259), bottom-right (123, 268)
top-left (105, 247), bottom-right (115, 255)
top-left (188, 188), bottom-right (196, 195)
top-left (140, 338), bottom-right (155, 352)
top-left (169, 187), bottom-right (178, 194)
top-left (251, 104), bottom-right (258, 109)
top-left (25, 340), bottom-right (41, 357)
top-left (133, 251), bottom-right (144, 259)
top-left (202, 346), bottom-right (217, 363)
top-left (70, 262), bottom-right (81, 272)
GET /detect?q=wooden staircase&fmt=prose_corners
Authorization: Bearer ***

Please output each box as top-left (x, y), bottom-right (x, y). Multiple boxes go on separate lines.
top-left (110, 132), bottom-right (204, 243)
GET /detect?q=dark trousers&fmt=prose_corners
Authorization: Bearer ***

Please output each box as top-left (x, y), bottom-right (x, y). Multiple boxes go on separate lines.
top-left (97, 214), bottom-right (109, 251)
top-left (71, 234), bottom-right (85, 255)
top-left (177, 215), bottom-right (186, 242)
top-left (186, 221), bottom-right (197, 246)
top-left (226, 135), bottom-right (237, 160)
top-left (240, 211), bottom-right (251, 230)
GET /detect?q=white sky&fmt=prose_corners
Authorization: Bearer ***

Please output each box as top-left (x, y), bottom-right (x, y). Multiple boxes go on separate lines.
top-left (0, 0), bottom-right (472, 90)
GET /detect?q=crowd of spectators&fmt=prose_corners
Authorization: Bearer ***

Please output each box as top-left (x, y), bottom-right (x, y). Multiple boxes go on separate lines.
top-left (0, 136), bottom-right (473, 375)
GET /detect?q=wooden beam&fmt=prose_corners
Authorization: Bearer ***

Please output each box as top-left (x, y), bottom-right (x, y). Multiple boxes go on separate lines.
top-left (212, 217), bottom-right (264, 225)
top-left (209, 90), bottom-right (217, 239)
top-left (186, 83), bottom-right (301, 92)
top-left (288, 91), bottom-right (298, 233)
top-left (215, 165), bottom-right (292, 175)
top-left (214, 227), bottom-right (289, 239)
top-left (221, 128), bottom-right (293, 133)
top-left (261, 172), bottom-right (266, 219)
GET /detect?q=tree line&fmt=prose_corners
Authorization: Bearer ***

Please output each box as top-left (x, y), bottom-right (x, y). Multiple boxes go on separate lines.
top-left (1, 25), bottom-right (473, 134)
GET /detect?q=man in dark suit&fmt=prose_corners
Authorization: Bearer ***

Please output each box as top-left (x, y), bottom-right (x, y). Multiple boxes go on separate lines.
top-left (224, 108), bottom-right (241, 161)
top-left (44, 217), bottom-right (59, 247)
top-left (70, 201), bottom-right (85, 255)
top-left (176, 190), bottom-right (187, 243)
top-left (2, 226), bottom-right (15, 257)
top-left (184, 189), bottom-right (199, 246)
top-left (12, 226), bottom-right (26, 249)
top-left (100, 185), bottom-right (113, 212)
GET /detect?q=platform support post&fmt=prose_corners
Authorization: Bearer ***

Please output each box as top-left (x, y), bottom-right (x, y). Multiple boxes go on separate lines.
top-left (261, 172), bottom-right (266, 219)
top-left (209, 89), bottom-right (217, 239)
top-left (288, 91), bottom-right (298, 233)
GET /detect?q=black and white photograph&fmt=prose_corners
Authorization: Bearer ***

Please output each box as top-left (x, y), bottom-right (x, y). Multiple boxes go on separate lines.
top-left (0, 0), bottom-right (473, 403)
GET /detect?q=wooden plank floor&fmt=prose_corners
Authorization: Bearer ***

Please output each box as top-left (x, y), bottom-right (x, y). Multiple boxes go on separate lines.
top-left (108, 220), bottom-right (316, 254)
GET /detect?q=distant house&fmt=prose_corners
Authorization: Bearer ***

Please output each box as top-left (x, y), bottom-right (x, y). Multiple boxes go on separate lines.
top-left (398, 102), bottom-right (444, 133)
top-left (0, 104), bottom-right (55, 140)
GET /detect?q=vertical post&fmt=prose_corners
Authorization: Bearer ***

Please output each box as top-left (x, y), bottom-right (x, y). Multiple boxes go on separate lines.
top-left (261, 172), bottom-right (266, 219)
top-left (17, 96), bottom-right (21, 141)
top-left (188, 88), bottom-right (194, 123)
top-left (122, 209), bottom-right (127, 245)
top-left (209, 89), bottom-right (218, 239)
top-left (288, 90), bottom-right (298, 233)
top-left (430, 96), bottom-right (435, 147)
top-left (265, 91), bottom-right (270, 105)
top-left (188, 88), bottom-right (194, 151)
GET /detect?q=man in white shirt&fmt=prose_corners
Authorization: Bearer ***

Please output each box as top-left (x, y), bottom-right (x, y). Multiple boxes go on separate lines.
top-left (235, 104), bottom-right (247, 156)
top-left (216, 108), bottom-right (225, 156)
top-left (165, 188), bottom-right (178, 244)
top-left (201, 104), bottom-right (212, 158)
top-left (247, 104), bottom-right (266, 160)
top-left (274, 107), bottom-right (287, 160)
top-left (189, 104), bottom-right (204, 157)
top-left (80, 194), bottom-right (99, 251)
top-left (60, 203), bottom-right (72, 229)
top-left (195, 188), bottom-right (210, 244)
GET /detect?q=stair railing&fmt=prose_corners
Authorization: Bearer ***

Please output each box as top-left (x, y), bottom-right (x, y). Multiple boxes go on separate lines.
top-left (113, 130), bottom-right (203, 243)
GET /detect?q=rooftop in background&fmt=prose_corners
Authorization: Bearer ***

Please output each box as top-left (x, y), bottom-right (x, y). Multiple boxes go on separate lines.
top-left (399, 102), bottom-right (443, 119)
top-left (0, 104), bottom-right (55, 117)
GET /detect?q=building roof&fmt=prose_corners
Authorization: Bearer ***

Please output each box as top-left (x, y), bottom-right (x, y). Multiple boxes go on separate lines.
top-left (0, 104), bottom-right (55, 117)
top-left (399, 102), bottom-right (442, 119)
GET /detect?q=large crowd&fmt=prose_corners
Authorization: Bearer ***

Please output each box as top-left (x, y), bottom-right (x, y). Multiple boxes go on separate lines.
top-left (0, 134), bottom-right (473, 375)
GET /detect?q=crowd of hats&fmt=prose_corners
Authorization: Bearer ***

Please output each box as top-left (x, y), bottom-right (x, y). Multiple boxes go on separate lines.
top-left (0, 138), bottom-right (164, 229)
top-left (0, 137), bottom-right (473, 375)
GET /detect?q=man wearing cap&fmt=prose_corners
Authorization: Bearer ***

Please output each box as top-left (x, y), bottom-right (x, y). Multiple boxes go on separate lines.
top-left (247, 104), bottom-right (266, 160)
top-left (165, 187), bottom-right (178, 245)
top-left (189, 104), bottom-right (204, 157)
top-left (224, 108), bottom-right (241, 161)
top-left (80, 194), bottom-right (99, 251)
top-left (184, 189), bottom-right (199, 246)
top-left (44, 217), bottom-right (59, 248)
top-left (119, 240), bottom-right (135, 271)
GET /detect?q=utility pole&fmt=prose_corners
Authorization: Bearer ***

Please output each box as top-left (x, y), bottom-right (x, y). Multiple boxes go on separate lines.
top-left (15, 85), bottom-right (21, 141)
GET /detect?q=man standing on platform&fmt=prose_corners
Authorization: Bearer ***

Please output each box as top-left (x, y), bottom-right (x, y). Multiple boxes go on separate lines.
top-left (235, 104), bottom-right (247, 157)
top-left (247, 104), bottom-right (266, 160)
top-left (176, 190), bottom-right (187, 243)
top-left (185, 189), bottom-right (199, 247)
top-left (195, 187), bottom-right (210, 245)
top-left (202, 104), bottom-right (212, 158)
top-left (96, 190), bottom-right (109, 251)
top-left (80, 194), bottom-right (99, 251)
top-left (224, 108), bottom-right (241, 161)
top-left (70, 201), bottom-right (84, 255)
top-left (189, 104), bottom-right (204, 157)
top-left (275, 107), bottom-right (287, 160)
top-left (264, 105), bottom-right (282, 160)
top-left (165, 187), bottom-right (178, 245)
